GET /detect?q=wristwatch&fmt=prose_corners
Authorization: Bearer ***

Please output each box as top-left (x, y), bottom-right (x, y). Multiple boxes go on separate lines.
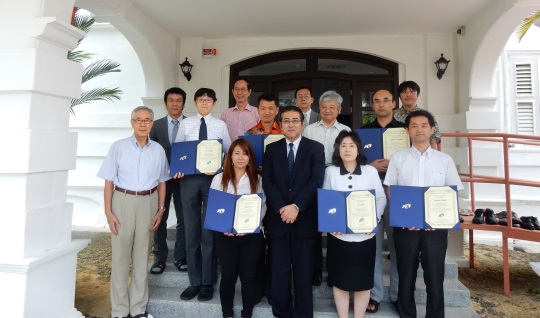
top-left (158, 206), bottom-right (166, 211)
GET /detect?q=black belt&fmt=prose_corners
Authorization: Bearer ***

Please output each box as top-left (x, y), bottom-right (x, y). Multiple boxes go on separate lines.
top-left (114, 186), bottom-right (157, 196)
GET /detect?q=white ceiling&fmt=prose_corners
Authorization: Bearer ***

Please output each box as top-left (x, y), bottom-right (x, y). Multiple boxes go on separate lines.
top-left (131, 0), bottom-right (494, 38)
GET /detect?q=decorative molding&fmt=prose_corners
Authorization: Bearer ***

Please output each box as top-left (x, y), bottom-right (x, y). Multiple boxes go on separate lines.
top-left (33, 17), bottom-right (86, 51)
top-left (0, 239), bottom-right (89, 274)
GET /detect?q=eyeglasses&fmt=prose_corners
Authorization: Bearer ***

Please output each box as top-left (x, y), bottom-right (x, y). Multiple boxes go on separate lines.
top-left (132, 118), bottom-right (153, 125)
top-left (372, 99), bottom-right (393, 105)
top-left (282, 119), bottom-right (302, 125)
top-left (320, 105), bottom-right (338, 111)
top-left (233, 88), bottom-right (249, 92)
top-left (296, 94), bottom-right (311, 100)
top-left (196, 98), bottom-right (214, 104)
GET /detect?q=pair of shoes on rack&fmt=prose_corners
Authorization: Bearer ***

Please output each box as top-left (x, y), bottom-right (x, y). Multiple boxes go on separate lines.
top-left (472, 208), bottom-right (498, 225)
top-left (520, 216), bottom-right (540, 230)
top-left (496, 211), bottom-right (522, 227)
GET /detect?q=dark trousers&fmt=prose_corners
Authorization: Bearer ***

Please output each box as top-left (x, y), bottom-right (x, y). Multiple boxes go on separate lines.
top-left (216, 232), bottom-right (265, 318)
top-left (312, 232), bottom-right (323, 277)
top-left (180, 174), bottom-right (216, 286)
top-left (271, 232), bottom-right (314, 318)
top-left (152, 178), bottom-right (186, 262)
top-left (393, 228), bottom-right (448, 318)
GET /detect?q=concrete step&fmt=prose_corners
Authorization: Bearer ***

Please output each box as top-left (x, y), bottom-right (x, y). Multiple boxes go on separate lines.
top-left (148, 261), bottom-right (469, 307)
top-left (147, 286), bottom-right (478, 318)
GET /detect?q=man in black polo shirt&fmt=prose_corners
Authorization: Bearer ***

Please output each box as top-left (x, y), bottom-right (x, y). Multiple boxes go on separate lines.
top-left (361, 89), bottom-right (405, 313)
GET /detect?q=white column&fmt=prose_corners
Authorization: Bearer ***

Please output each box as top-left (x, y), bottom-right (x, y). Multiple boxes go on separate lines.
top-left (0, 1), bottom-right (89, 317)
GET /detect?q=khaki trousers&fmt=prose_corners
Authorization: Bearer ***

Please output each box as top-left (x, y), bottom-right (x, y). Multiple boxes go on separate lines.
top-left (110, 190), bottom-right (157, 317)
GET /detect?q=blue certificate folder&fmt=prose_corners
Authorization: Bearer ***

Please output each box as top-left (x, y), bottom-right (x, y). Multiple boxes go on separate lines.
top-left (240, 134), bottom-right (283, 166)
top-left (355, 128), bottom-right (409, 163)
top-left (389, 185), bottom-right (460, 229)
top-left (204, 189), bottom-right (263, 234)
top-left (317, 188), bottom-right (378, 234)
top-left (170, 139), bottom-right (223, 176)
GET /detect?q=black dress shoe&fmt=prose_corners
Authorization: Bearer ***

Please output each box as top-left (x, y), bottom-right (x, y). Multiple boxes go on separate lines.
top-left (520, 217), bottom-right (535, 230)
top-left (484, 209), bottom-right (499, 225)
top-left (531, 217), bottom-right (540, 230)
top-left (198, 285), bottom-right (214, 301)
top-left (180, 285), bottom-right (201, 300)
top-left (472, 209), bottom-right (485, 224)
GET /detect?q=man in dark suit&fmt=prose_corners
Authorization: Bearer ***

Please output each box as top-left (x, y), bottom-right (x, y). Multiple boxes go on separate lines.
top-left (262, 105), bottom-right (325, 318)
top-left (295, 87), bottom-right (321, 127)
top-left (149, 87), bottom-right (188, 274)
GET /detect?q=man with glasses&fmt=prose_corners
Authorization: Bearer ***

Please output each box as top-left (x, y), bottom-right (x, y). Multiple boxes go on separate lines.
top-left (221, 78), bottom-right (260, 141)
top-left (394, 81), bottom-right (441, 149)
top-left (302, 90), bottom-right (350, 286)
top-left (174, 88), bottom-right (231, 302)
top-left (149, 87), bottom-right (188, 276)
top-left (361, 89), bottom-right (405, 313)
top-left (263, 106), bottom-right (325, 318)
top-left (98, 106), bottom-right (169, 318)
top-left (295, 86), bottom-right (321, 127)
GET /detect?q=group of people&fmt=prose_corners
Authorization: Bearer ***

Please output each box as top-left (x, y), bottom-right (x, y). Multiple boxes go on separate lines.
top-left (98, 79), bottom-right (463, 318)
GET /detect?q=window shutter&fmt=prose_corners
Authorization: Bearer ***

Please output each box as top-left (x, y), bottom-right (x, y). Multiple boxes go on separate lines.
top-left (516, 102), bottom-right (534, 135)
top-left (515, 63), bottom-right (533, 95)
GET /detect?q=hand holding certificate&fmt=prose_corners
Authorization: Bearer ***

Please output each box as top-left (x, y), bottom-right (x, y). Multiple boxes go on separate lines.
top-left (389, 185), bottom-right (460, 229)
top-left (170, 140), bottom-right (223, 176)
top-left (356, 128), bottom-right (410, 163)
top-left (318, 188), bottom-right (378, 234)
top-left (204, 189), bottom-right (262, 234)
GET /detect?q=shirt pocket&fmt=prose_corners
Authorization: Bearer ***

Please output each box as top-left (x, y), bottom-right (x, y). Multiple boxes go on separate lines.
top-left (429, 172), bottom-right (446, 186)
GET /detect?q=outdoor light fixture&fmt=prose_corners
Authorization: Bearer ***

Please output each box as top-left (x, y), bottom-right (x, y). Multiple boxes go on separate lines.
top-left (434, 54), bottom-right (450, 80)
top-left (179, 57), bottom-right (194, 81)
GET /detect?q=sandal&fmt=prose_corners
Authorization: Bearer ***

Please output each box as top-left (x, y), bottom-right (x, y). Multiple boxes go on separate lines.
top-left (366, 298), bottom-right (379, 313)
top-left (150, 260), bottom-right (166, 274)
top-left (174, 259), bottom-right (188, 272)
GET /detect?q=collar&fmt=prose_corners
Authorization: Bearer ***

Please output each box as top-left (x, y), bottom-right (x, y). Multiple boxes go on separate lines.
top-left (233, 104), bottom-right (254, 111)
top-left (339, 162), bottom-right (362, 175)
top-left (167, 114), bottom-right (183, 123)
top-left (285, 136), bottom-right (302, 149)
top-left (196, 113), bottom-right (212, 120)
top-left (131, 134), bottom-right (152, 148)
top-left (410, 144), bottom-right (434, 157)
top-left (303, 109), bottom-right (312, 116)
top-left (399, 105), bottom-right (420, 114)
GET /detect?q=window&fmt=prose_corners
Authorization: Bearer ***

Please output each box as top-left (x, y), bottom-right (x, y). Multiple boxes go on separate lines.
top-left (508, 54), bottom-right (539, 136)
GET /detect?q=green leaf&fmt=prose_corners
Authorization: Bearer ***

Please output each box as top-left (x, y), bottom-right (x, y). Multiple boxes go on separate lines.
top-left (515, 11), bottom-right (540, 42)
top-left (71, 87), bottom-right (123, 109)
top-left (68, 50), bottom-right (94, 63)
top-left (82, 60), bottom-right (122, 84)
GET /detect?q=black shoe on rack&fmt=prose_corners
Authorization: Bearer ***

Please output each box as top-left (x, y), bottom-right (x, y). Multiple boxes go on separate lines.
top-left (472, 209), bottom-right (485, 224)
top-left (484, 209), bottom-right (499, 225)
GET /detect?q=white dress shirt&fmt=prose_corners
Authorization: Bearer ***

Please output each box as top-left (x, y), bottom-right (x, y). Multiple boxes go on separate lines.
top-left (175, 113), bottom-right (232, 153)
top-left (303, 120), bottom-right (351, 166)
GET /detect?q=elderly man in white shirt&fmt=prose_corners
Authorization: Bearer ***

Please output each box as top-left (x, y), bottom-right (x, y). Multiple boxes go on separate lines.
top-left (302, 90), bottom-right (351, 286)
top-left (384, 110), bottom-right (463, 318)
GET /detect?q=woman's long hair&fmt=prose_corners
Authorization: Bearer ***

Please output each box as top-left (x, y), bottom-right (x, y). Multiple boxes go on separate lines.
top-left (221, 138), bottom-right (259, 194)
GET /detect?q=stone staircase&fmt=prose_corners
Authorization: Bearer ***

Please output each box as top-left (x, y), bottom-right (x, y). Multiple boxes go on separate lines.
top-left (147, 229), bottom-right (478, 317)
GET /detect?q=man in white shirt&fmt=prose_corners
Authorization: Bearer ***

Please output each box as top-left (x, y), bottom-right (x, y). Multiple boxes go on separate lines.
top-left (175, 88), bottom-right (231, 303)
top-left (384, 110), bottom-right (463, 318)
top-left (302, 90), bottom-right (350, 286)
top-left (295, 86), bottom-right (321, 126)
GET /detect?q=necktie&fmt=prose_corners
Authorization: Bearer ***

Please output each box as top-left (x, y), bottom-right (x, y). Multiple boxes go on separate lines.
top-left (171, 119), bottom-right (179, 145)
top-left (199, 117), bottom-right (208, 140)
top-left (287, 143), bottom-right (294, 183)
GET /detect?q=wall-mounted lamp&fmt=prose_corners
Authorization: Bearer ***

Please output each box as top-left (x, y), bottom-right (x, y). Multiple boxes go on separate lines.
top-left (179, 57), bottom-right (194, 81)
top-left (434, 54), bottom-right (450, 80)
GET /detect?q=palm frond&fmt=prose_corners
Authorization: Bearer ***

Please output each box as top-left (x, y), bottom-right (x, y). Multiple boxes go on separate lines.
top-left (82, 60), bottom-right (122, 84)
top-left (68, 50), bottom-right (94, 63)
top-left (515, 11), bottom-right (540, 42)
top-left (72, 8), bottom-right (95, 34)
top-left (71, 87), bottom-right (123, 108)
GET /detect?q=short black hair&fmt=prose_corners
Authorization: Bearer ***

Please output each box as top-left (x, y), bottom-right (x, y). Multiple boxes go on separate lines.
top-left (163, 87), bottom-right (187, 103)
top-left (194, 88), bottom-right (217, 101)
top-left (257, 93), bottom-right (279, 107)
top-left (405, 109), bottom-right (435, 128)
top-left (398, 81), bottom-right (420, 95)
top-left (294, 86), bottom-right (313, 98)
top-left (280, 105), bottom-right (304, 122)
top-left (331, 130), bottom-right (368, 166)
top-left (233, 78), bottom-right (251, 91)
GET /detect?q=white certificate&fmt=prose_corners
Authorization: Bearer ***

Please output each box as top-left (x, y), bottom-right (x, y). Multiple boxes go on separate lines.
top-left (346, 191), bottom-right (377, 233)
top-left (424, 186), bottom-right (458, 229)
top-left (196, 140), bottom-right (222, 173)
top-left (233, 194), bottom-right (262, 233)
top-left (383, 128), bottom-right (410, 159)
top-left (263, 134), bottom-right (285, 152)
